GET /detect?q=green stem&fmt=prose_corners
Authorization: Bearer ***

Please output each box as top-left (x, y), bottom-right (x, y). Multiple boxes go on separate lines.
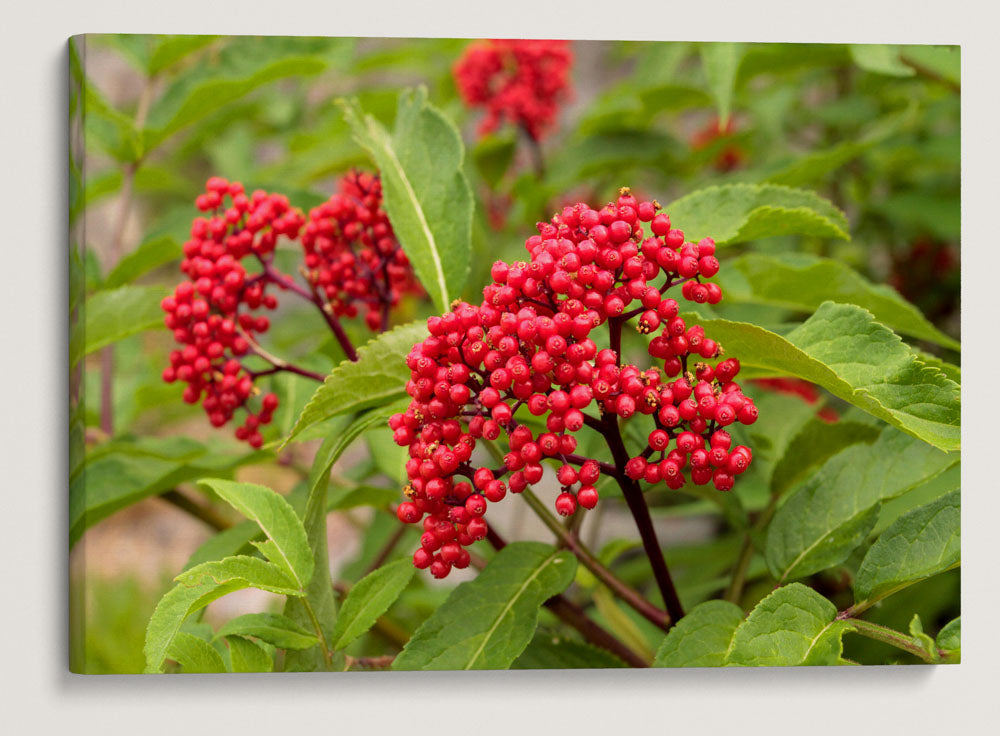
top-left (302, 598), bottom-right (333, 670)
top-left (520, 487), bottom-right (671, 630)
top-left (844, 618), bottom-right (938, 663)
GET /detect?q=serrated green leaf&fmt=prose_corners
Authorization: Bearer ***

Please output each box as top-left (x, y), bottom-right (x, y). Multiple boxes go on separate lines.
top-left (175, 556), bottom-right (303, 596)
top-left (181, 520), bottom-right (260, 572)
top-left (329, 559), bottom-right (415, 651)
top-left (145, 577), bottom-right (246, 673)
top-left (341, 88), bottom-right (472, 313)
top-left (937, 616), bottom-right (960, 652)
top-left (284, 322), bottom-right (427, 445)
top-left (726, 583), bottom-right (853, 666)
top-left (393, 542), bottom-right (577, 670)
top-left (765, 427), bottom-right (958, 583)
top-left (666, 184), bottom-right (849, 245)
top-left (912, 349), bottom-right (960, 385)
top-left (854, 490), bottom-right (960, 608)
top-left (654, 600), bottom-right (744, 667)
top-left (167, 632), bottom-right (228, 673)
top-left (225, 635), bottom-right (273, 673)
top-left (684, 303), bottom-right (961, 451)
top-left (72, 285), bottom-right (169, 366)
top-left (513, 633), bottom-right (627, 669)
top-left (769, 418), bottom-right (881, 498)
top-left (214, 613), bottom-right (318, 650)
top-left (717, 253), bottom-right (959, 350)
top-left (197, 479), bottom-right (313, 588)
top-left (850, 45), bottom-right (915, 77)
top-left (700, 43), bottom-right (745, 126)
top-left (103, 236), bottom-right (183, 289)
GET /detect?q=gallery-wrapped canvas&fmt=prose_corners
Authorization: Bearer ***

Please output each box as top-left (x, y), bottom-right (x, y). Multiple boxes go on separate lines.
top-left (69, 35), bottom-right (960, 674)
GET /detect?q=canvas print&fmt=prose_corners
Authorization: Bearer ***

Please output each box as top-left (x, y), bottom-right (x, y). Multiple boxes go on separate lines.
top-left (69, 35), bottom-right (960, 673)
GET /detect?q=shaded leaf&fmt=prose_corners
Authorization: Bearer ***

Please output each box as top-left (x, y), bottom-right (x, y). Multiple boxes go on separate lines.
top-left (854, 490), bottom-right (960, 607)
top-left (700, 43), bottom-right (745, 126)
top-left (103, 236), bottom-right (183, 289)
top-left (769, 418), bottom-right (881, 498)
top-left (937, 616), bottom-right (960, 652)
top-left (393, 542), bottom-right (577, 670)
top-left (717, 252), bottom-right (959, 349)
top-left (514, 633), bottom-right (627, 669)
top-left (765, 427), bottom-right (958, 582)
top-left (684, 303), bottom-right (961, 451)
top-left (72, 285), bottom-right (169, 366)
top-left (654, 600), bottom-right (744, 668)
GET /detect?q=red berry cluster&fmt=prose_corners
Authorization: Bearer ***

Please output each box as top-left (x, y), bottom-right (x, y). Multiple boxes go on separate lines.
top-left (453, 39), bottom-right (573, 141)
top-left (301, 170), bottom-right (420, 331)
top-left (161, 177), bottom-right (304, 446)
top-left (390, 187), bottom-right (757, 578)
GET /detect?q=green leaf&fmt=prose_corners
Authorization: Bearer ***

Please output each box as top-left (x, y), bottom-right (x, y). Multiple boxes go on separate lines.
top-left (329, 559), bottom-right (415, 651)
top-left (769, 418), bottom-right (882, 498)
top-left (666, 184), bottom-right (849, 245)
top-left (700, 43), bottom-right (745, 126)
top-left (393, 542), bottom-right (577, 670)
top-left (513, 633), bottom-right (627, 669)
top-left (912, 349), bottom-right (960, 385)
top-left (145, 577), bottom-right (247, 673)
top-left (143, 38), bottom-right (330, 150)
top-left (717, 253), bottom-right (959, 350)
top-left (937, 616), bottom-right (960, 652)
top-left (726, 583), bottom-right (853, 666)
top-left (850, 45), bottom-right (915, 77)
top-left (215, 613), bottom-right (318, 650)
top-left (284, 322), bottom-right (427, 445)
top-left (167, 632), bottom-right (227, 673)
top-left (175, 556), bottom-right (304, 596)
top-left (654, 600), bottom-right (744, 667)
top-left (72, 285), bottom-right (169, 366)
top-left (147, 35), bottom-right (220, 76)
top-left (765, 427), bottom-right (958, 583)
top-left (197, 479), bottom-right (313, 589)
top-left (854, 490), bottom-right (960, 608)
top-left (340, 88), bottom-right (472, 313)
top-left (328, 485), bottom-right (399, 512)
top-left (684, 303), bottom-right (961, 451)
top-left (103, 236), bottom-right (183, 289)
top-left (900, 45), bottom-right (960, 87)
top-left (225, 636), bottom-right (274, 673)
top-left (182, 521), bottom-right (260, 572)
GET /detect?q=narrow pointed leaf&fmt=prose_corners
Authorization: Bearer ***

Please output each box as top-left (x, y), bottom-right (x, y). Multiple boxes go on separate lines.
top-left (329, 559), bottom-right (415, 651)
top-left (393, 542), bottom-right (577, 670)
top-left (72, 284), bottom-right (169, 366)
top-left (197, 479), bottom-right (312, 588)
top-left (341, 88), bottom-right (472, 313)
top-left (284, 322), bottom-right (427, 445)
top-left (700, 43), bottom-right (745, 126)
top-left (717, 253), bottom-right (959, 350)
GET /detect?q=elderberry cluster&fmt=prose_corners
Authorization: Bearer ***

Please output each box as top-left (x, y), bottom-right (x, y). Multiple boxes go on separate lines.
top-left (161, 177), bottom-right (304, 446)
top-left (390, 188), bottom-right (758, 578)
top-left (301, 170), bottom-right (420, 331)
top-left (453, 39), bottom-right (573, 141)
